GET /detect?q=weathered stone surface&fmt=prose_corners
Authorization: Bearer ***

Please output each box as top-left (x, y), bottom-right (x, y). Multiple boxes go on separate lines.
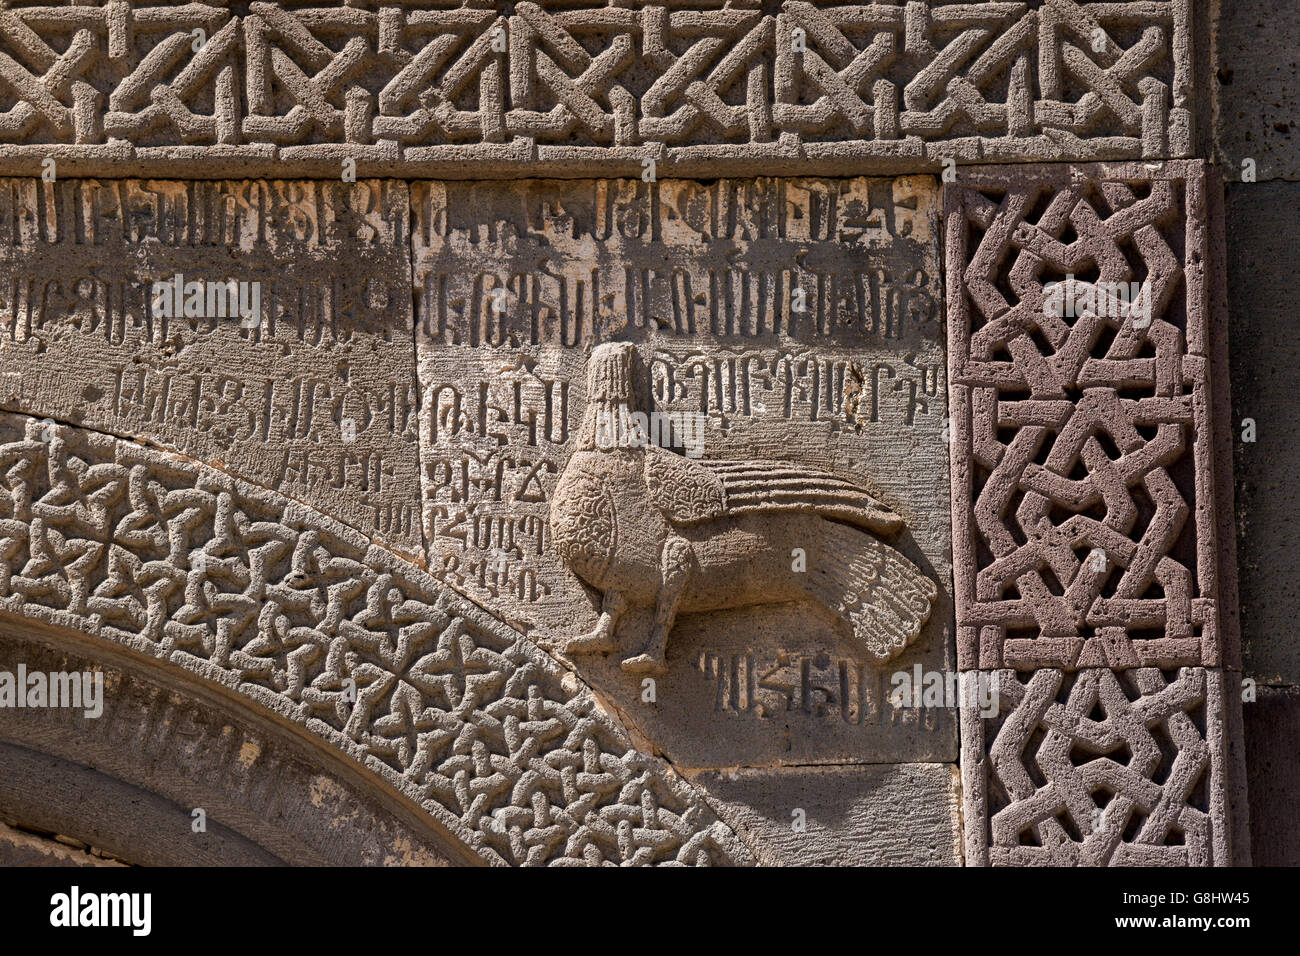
top-left (1241, 684), bottom-right (1300, 866)
top-left (951, 164), bottom-right (1247, 868)
top-left (0, 177), bottom-right (422, 559)
top-left (1225, 181), bottom-right (1300, 685)
top-left (687, 763), bottom-right (961, 866)
top-left (1212, 1), bottom-right (1300, 181)
top-left (961, 667), bottom-right (1233, 866)
top-left (0, 0), bottom-right (1263, 875)
top-left (0, 410), bottom-right (750, 866)
top-left (1204, 168), bottom-right (1243, 682)
top-left (415, 175), bottom-right (956, 766)
top-left (946, 161), bottom-right (1228, 672)
top-left (0, 821), bottom-right (125, 868)
top-left (0, 1), bottom-right (1192, 180)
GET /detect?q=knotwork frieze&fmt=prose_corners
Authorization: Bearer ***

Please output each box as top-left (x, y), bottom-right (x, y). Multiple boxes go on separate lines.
top-left (0, 1), bottom-right (1193, 179)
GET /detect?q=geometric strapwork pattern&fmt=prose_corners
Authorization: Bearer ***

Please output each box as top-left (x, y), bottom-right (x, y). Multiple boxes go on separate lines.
top-left (961, 667), bottom-right (1229, 866)
top-left (0, 411), bottom-right (750, 867)
top-left (0, 0), bottom-right (1190, 176)
top-left (946, 161), bottom-right (1221, 672)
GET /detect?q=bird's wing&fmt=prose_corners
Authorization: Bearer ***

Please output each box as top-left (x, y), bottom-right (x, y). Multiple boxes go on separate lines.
top-left (646, 450), bottom-right (903, 535)
top-left (704, 460), bottom-right (903, 535)
top-left (644, 445), bottom-right (726, 523)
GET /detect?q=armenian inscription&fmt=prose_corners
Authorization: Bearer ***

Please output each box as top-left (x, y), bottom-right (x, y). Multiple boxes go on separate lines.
top-left (0, 178), bottom-right (421, 559)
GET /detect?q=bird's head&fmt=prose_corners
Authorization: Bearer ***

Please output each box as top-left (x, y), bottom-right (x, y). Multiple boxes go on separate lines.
top-left (575, 342), bottom-right (644, 453)
top-left (587, 342), bottom-right (636, 405)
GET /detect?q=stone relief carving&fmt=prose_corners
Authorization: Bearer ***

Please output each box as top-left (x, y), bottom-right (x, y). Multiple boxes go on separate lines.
top-left (413, 175), bottom-right (948, 630)
top-left (546, 341), bottom-right (937, 675)
top-left (0, 632), bottom-right (477, 866)
top-left (945, 163), bottom-right (1241, 866)
top-left (413, 174), bottom-right (957, 769)
top-left (0, 1), bottom-right (1191, 179)
top-left (0, 0), bottom-right (1247, 872)
top-left (0, 410), bottom-right (750, 866)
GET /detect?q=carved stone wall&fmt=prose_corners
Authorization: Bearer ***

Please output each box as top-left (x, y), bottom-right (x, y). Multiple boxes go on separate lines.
top-left (0, 177), bottom-right (422, 559)
top-left (0, 0), bottom-right (1260, 869)
top-left (0, 411), bottom-right (749, 865)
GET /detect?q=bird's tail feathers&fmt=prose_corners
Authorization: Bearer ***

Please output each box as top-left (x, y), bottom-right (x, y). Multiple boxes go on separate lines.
top-left (806, 521), bottom-right (938, 661)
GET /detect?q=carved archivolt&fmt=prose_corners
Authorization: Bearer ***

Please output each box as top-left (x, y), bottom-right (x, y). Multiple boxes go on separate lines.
top-left (0, 411), bottom-right (750, 866)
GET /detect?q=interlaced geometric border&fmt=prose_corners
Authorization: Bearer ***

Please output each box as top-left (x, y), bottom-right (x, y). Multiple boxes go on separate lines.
top-left (945, 161), bottom-right (1223, 672)
top-left (960, 667), bottom-right (1230, 866)
top-left (0, 0), bottom-right (1191, 178)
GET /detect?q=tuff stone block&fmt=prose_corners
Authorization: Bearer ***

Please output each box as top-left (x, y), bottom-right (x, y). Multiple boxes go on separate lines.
top-left (945, 161), bottom-right (1229, 672)
top-left (687, 763), bottom-right (962, 866)
top-left (583, 603), bottom-right (957, 768)
top-left (1212, 1), bottom-right (1300, 181)
top-left (1224, 180), bottom-right (1300, 685)
top-left (413, 175), bottom-right (957, 767)
top-left (0, 177), bottom-right (423, 559)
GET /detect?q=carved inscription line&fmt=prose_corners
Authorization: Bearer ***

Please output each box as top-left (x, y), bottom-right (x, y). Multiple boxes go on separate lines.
top-left (697, 650), bottom-right (945, 731)
top-left (417, 265), bottom-right (938, 347)
top-left (413, 177), bottom-right (939, 350)
top-left (0, 179), bottom-right (407, 249)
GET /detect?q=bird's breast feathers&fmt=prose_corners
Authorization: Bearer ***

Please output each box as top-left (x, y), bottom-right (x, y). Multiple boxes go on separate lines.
top-left (550, 461), bottom-right (617, 582)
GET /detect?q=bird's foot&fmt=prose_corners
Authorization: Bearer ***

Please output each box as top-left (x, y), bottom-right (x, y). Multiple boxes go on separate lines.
top-left (620, 652), bottom-right (667, 677)
top-left (550, 628), bottom-right (615, 655)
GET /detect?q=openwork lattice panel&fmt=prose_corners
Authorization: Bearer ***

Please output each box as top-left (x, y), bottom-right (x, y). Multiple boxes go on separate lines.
top-left (960, 667), bottom-right (1231, 866)
top-left (946, 161), bottom-right (1224, 672)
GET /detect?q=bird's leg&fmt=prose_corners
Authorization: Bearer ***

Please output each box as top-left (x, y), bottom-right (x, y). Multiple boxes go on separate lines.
top-left (557, 589), bottom-right (627, 654)
top-left (622, 536), bottom-right (693, 676)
